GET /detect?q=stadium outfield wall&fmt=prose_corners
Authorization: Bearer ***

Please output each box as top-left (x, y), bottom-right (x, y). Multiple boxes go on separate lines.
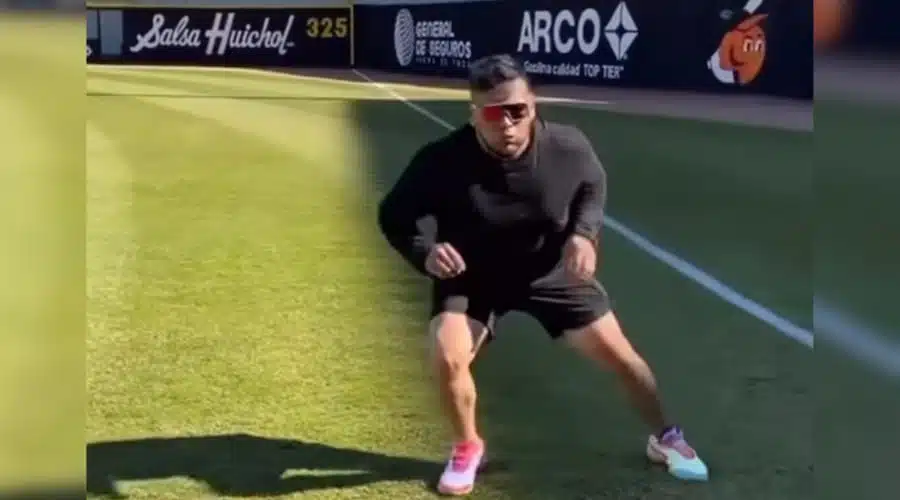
top-left (86, 0), bottom-right (813, 100)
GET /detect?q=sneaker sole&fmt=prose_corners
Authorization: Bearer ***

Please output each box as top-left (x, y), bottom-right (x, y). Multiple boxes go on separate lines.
top-left (437, 483), bottom-right (474, 496)
top-left (436, 452), bottom-right (487, 496)
top-left (646, 442), bottom-right (709, 482)
top-left (646, 442), bottom-right (668, 464)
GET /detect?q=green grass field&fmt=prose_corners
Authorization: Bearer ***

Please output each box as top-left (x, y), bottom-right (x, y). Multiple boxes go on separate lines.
top-left (84, 66), bottom-right (816, 500)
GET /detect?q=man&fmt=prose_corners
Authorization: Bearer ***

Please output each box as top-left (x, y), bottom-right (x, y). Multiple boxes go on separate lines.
top-left (377, 54), bottom-right (708, 496)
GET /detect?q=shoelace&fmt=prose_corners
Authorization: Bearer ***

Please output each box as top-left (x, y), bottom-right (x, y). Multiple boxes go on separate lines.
top-left (663, 433), bottom-right (697, 459)
top-left (450, 441), bottom-right (480, 471)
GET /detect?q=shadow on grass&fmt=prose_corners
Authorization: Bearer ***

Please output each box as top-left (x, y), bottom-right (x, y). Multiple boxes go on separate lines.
top-left (86, 434), bottom-right (440, 498)
top-left (0, 485), bottom-right (84, 500)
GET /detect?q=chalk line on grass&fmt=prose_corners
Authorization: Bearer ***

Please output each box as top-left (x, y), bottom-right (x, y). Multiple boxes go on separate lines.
top-left (351, 68), bottom-right (816, 350)
top-left (815, 298), bottom-right (900, 380)
top-left (86, 122), bottom-right (137, 356)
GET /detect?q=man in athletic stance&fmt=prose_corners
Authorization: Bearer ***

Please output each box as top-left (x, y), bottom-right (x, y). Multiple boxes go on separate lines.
top-left (377, 54), bottom-right (708, 496)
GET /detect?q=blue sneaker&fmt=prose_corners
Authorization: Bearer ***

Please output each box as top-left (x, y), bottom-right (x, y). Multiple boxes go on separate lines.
top-left (646, 426), bottom-right (709, 481)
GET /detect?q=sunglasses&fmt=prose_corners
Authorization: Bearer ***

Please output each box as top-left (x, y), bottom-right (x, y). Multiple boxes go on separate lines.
top-left (479, 103), bottom-right (530, 123)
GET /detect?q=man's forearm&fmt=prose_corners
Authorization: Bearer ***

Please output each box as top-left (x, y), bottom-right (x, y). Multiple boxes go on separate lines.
top-left (377, 197), bottom-right (437, 275)
top-left (571, 179), bottom-right (606, 244)
top-left (377, 145), bottom-right (442, 275)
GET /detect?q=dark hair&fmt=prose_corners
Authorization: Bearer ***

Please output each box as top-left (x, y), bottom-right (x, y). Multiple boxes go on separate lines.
top-left (467, 54), bottom-right (531, 92)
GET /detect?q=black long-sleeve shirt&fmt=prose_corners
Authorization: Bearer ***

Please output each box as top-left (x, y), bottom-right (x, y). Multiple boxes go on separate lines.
top-left (377, 118), bottom-right (607, 282)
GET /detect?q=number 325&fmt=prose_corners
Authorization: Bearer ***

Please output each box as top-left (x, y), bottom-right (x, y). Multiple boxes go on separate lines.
top-left (306, 17), bottom-right (348, 38)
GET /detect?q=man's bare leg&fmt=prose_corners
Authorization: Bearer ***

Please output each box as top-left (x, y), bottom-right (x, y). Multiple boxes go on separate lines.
top-left (429, 311), bottom-right (488, 443)
top-left (429, 311), bottom-right (489, 495)
top-left (564, 311), bottom-right (667, 429)
top-left (563, 310), bottom-right (709, 481)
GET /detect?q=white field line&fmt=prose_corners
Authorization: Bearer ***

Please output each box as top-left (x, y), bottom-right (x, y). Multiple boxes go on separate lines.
top-left (815, 298), bottom-right (900, 380)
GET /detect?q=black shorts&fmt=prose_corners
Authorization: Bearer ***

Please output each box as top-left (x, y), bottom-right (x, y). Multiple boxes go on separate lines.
top-left (430, 267), bottom-right (611, 340)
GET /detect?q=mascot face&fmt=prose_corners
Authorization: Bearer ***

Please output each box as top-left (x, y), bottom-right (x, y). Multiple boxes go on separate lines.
top-left (718, 14), bottom-right (768, 85)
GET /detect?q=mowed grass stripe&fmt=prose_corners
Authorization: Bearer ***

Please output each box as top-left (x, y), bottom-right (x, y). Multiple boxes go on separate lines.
top-left (87, 74), bottom-right (359, 181)
top-left (89, 65), bottom-right (468, 100)
top-left (86, 122), bottom-right (138, 364)
top-left (89, 67), bottom-right (369, 100)
top-left (86, 90), bottom-right (449, 498)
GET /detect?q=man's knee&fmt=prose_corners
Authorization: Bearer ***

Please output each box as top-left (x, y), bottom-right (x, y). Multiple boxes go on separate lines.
top-left (564, 311), bottom-right (641, 370)
top-left (428, 312), bottom-right (488, 375)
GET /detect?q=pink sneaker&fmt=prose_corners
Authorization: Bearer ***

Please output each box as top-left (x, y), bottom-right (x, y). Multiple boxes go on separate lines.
top-left (437, 439), bottom-right (486, 496)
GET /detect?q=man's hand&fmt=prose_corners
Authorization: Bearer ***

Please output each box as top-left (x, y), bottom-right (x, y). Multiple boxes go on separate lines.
top-left (564, 234), bottom-right (597, 281)
top-left (425, 243), bottom-right (467, 279)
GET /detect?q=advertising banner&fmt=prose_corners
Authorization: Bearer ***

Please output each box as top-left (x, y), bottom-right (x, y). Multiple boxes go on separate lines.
top-left (510, 0), bottom-right (646, 84)
top-left (353, 2), bottom-right (509, 77)
top-left (353, 0), bottom-right (811, 99)
top-left (86, 6), bottom-right (352, 67)
top-left (507, 0), bottom-right (811, 99)
top-left (695, 0), bottom-right (812, 100)
top-left (86, 0), bottom-right (811, 100)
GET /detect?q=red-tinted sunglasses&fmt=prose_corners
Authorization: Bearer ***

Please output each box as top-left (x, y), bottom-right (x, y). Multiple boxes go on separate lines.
top-left (479, 103), bottom-right (529, 123)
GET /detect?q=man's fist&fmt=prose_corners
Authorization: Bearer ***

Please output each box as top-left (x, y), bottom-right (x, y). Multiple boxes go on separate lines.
top-left (564, 234), bottom-right (597, 281)
top-left (425, 243), bottom-right (467, 279)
